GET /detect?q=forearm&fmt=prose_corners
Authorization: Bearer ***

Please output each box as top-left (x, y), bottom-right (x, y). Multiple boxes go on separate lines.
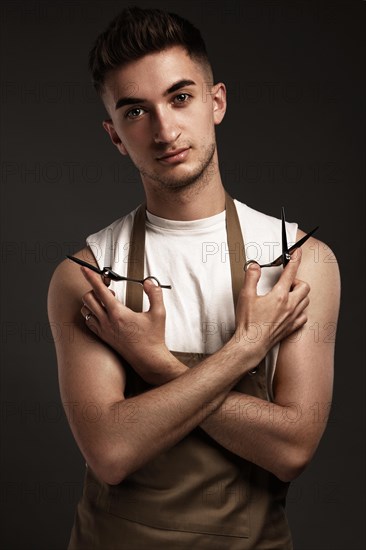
top-left (156, 357), bottom-right (317, 481)
top-left (81, 341), bottom-right (259, 484)
top-left (199, 391), bottom-right (313, 481)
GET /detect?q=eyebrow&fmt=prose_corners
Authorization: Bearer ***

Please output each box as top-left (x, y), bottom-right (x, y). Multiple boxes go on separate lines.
top-left (115, 79), bottom-right (196, 111)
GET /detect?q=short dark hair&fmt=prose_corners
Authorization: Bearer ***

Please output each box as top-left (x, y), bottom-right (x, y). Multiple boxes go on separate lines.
top-left (88, 6), bottom-right (213, 95)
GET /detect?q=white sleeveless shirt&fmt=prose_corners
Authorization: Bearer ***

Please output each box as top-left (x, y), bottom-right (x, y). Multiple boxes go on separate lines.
top-left (86, 198), bottom-right (298, 401)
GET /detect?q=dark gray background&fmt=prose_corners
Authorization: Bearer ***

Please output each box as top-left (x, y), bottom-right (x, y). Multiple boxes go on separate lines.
top-left (1, 1), bottom-right (365, 549)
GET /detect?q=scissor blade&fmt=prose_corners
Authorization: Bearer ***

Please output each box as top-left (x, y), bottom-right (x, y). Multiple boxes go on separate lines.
top-left (281, 206), bottom-right (290, 266)
top-left (104, 269), bottom-right (129, 282)
top-left (259, 225), bottom-right (319, 268)
top-left (287, 226), bottom-right (319, 254)
top-left (104, 227), bottom-right (113, 269)
top-left (66, 255), bottom-right (103, 275)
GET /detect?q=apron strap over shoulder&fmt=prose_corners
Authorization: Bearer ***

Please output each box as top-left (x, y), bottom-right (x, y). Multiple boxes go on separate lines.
top-left (224, 191), bottom-right (246, 310)
top-left (125, 203), bottom-right (146, 312)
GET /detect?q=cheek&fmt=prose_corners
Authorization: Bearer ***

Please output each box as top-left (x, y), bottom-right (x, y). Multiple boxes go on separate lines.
top-left (119, 125), bottom-right (150, 154)
top-left (194, 101), bottom-right (215, 128)
top-left (177, 110), bottom-right (211, 140)
top-left (195, 112), bottom-right (216, 141)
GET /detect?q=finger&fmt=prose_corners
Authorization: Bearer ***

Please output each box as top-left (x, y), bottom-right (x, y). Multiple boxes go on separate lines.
top-left (290, 278), bottom-right (310, 300)
top-left (290, 294), bottom-right (310, 321)
top-left (80, 305), bottom-right (91, 319)
top-left (143, 278), bottom-right (165, 316)
top-left (82, 290), bottom-right (107, 319)
top-left (276, 248), bottom-right (302, 291)
top-left (84, 313), bottom-right (100, 333)
top-left (241, 262), bottom-right (261, 298)
top-left (80, 305), bottom-right (100, 332)
top-left (81, 266), bottom-right (117, 309)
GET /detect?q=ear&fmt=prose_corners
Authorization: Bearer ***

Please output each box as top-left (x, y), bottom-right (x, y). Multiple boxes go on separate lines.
top-left (102, 119), bottom-right (128, 156)
top-left (211, 82), bottom-right (227, 125)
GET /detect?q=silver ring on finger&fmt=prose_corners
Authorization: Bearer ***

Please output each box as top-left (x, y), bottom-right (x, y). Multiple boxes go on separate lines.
top-left (85, 313), bottom-right (93, 321)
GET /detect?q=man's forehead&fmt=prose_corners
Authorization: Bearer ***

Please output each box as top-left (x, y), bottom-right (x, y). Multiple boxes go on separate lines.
top-left (103, 46), bottom-right (205, 102)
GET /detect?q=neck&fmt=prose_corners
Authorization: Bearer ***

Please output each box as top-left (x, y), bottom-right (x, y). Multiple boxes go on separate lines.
top-left (146, 183), bottom-right (226, 221)
top-left (142, 158), bottom-right (227, 220)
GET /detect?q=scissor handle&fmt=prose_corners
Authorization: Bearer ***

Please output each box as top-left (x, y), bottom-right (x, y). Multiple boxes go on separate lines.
top-left (244, 260), bottom-right (260, 272)
top-left (102, 269), bottom-right (171, 289)
top-left (143, 276), bottom-right (171, 289)
top-left (282, 251), bottom-right (291, 267)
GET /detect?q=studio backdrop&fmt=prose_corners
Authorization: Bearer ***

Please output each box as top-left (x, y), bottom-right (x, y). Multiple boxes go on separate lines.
top-left (1, 1), bottom-right (365, 549)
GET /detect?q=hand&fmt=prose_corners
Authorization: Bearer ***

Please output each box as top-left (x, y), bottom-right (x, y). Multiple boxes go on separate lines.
top-left (232, 250), bottom-right (310, 362)
top-left (80, 267), bottom-right (178, 385)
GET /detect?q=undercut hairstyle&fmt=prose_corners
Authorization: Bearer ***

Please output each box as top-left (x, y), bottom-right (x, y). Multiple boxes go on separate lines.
top-left (88, 6), bottom-right (213, 95)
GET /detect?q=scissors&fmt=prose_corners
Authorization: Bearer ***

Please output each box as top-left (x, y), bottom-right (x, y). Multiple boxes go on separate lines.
top-left (66, 228), bottom-right (171, 289)
top-left (244, 207), bottom-right (319, 271)
top-left (66, 255), bottom-right (172, 289)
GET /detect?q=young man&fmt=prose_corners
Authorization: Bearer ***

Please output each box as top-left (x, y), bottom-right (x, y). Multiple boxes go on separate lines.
top-left (48, 7), bottom-right (340, 549)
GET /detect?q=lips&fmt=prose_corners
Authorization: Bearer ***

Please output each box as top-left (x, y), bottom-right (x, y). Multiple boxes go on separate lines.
top-left (156, 147), bottom-right (190, 164)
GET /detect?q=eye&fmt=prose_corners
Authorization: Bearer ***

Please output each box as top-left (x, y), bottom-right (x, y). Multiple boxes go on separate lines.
top-left (125, 107), bottom-right (145, 119)
top-left (173, 93), bottom-right (191, 104)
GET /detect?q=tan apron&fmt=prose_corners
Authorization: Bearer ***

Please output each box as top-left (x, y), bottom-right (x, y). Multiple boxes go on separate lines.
top-left (68, 194), bottom-right (293, 549)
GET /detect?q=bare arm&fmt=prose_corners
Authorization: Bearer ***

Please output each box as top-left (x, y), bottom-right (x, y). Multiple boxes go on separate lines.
top-left (48, 247), bottom-right (308, 485)
top-left (195, 233), bottom-right (340, 481)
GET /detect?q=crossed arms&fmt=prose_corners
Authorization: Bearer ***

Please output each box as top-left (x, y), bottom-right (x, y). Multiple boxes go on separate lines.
top-left (47, 231), bottom-right (340, 485)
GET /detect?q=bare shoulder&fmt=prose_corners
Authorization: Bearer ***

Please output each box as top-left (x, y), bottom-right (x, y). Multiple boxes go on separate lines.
top-left (48, 247), bottom-right (97, 303)
top-left (296, 229), bottom-right (341, 315)
top-left (48, 246), bottom-right (102, 351)
top-left (48, 246), bottom-right (104, 329)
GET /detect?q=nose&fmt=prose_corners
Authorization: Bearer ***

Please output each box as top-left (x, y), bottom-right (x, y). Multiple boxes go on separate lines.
top-left (152, 107), bottom-right (181, 144)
